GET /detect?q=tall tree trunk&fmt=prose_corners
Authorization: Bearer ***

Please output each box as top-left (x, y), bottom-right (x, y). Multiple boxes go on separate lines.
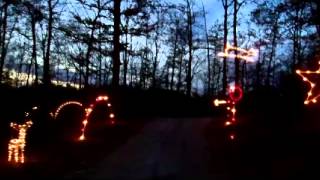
top-left (233, 0), bottom-right (240, 85)
top-left (222, 0), bottom-right (229, 95)
top-left (0, 3), bottom-right (8, 83)
top-left (152, 37), bottom-right (159, 88)
top-left (84, 42), bottom-right (93, 87)
top-left (98, 45), bottom-right (102, 87)
top-left (212, 45), bottom-right (218, 95)
top-left (266, 18), bottom-right (278, 87)
top-left (170, 28), bottom-right (178, 90)
top-left (201, 0), bottom-right (211, 94)
top-left (152, 25), bottom-right (160, 88)
top-left (78, 67), bottom-right (81, 88)
top-left (43, 0), bottom-right (53, 86)
top-left (31, 18), bottom-right (39, 85)
top-left (112, 0), bottom-right (121, 87)
top-left (241, 61), bottom-right (246, 90)
top-left (123, 18), bottom-right (129, 86)
top-left (292, 28), bottom-right (297, 70)
top-left (186, 0), bottom-right (193, 96)
top-left (256, 40), bottom-right (262, 88)
top-left (165, 63), bottom-right (170, 89)
top-left (84, 13), bottom-right (99, 87)
top-left (177, 53), bottom-right (183, 92)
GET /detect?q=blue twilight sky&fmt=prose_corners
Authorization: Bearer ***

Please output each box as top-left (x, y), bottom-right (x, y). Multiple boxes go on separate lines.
top-left (199, 0), bottom-right (223, 26)
top-left (167, 0), bottom-right (256, 34)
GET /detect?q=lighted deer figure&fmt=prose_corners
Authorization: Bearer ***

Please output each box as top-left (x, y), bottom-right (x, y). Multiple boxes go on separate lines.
top-left (8, 120), bottom-right (33, 164)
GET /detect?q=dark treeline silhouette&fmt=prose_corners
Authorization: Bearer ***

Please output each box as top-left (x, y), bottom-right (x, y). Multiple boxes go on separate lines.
top-left (0, 0), bottom-right (319, 96)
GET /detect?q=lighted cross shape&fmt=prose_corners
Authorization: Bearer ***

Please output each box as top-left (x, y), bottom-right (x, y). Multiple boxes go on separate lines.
top-left (296, 61), bottom-right (320, 105)
top-left (218, 43), bottom-right (258, 62)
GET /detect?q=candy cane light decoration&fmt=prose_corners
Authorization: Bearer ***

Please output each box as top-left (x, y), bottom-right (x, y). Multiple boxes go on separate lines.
top-left (52, 101), bottom-right (83, 119)
top-left (218, 43), bottom-right (258, 62)
top-left (296, 61), bottom-right (320, 105)
top-left (79, 95), bottom-right (115, 141)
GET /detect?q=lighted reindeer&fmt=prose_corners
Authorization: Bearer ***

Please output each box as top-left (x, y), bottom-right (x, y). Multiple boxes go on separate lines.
top-left (8, 120), bottom-right (33, 164)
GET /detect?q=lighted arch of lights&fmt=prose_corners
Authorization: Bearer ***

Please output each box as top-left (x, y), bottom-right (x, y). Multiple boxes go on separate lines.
top-left (218, 43), bottom-right (258, 62)
top-left (8, 106), bottom-right (38, 164)
top-left (52, 101), bottom-right (83, 119)
top-left (296, 61), bottom-right (320, 105)
top-left (79, 95), bottom-right (115, 141)
top-left (213, 85), bottom-right (243, 140)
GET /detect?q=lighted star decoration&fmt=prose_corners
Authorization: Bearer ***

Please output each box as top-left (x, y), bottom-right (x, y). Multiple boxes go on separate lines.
top-left (214, 85), bottom-right (243, 140)
top-left (218, 43), bottom-right (258, 62)
top-left (79, 95), bottom-right (115, 141)
top-left (296, 61), bottom-right (320, 105)
top-left (51, 101), bottom-right (83, 119)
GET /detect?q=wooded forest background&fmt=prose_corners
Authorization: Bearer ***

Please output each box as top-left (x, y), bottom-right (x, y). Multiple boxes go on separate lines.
top-left (0, 0), bottom-right (319, 96)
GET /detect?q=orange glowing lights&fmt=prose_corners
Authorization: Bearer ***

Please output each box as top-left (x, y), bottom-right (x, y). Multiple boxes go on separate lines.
top-left (225, 121), bottom-right (232, 126)
top-left (96, 96), bottom-right (109, 102)
top-left (218, 43), bottom-right (258, 62)
top-left (296, 61), bottom-right (320, 105)
top-left (8, 120), bottom-right (33, 164)
top-left (109, 113), bottom-right (115, 118)
top-left (214, 99), bottom-right (227, 107)
top-left (52, 101), bottom-right (83, 119)
top-left (79, 95), bottom-right (115, 141)
top-left (214, 85), bottom-right (243, 127)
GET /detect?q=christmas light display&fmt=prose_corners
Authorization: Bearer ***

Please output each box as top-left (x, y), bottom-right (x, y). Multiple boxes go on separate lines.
top-left (229, 133), bottom-right (235, 140)
top-left (8, 120), bottom-right (33, 164)
top-left (52, 101), bottom-right (83, 119)
top-left (218, 43), bottom-right (258, 62)
top-left (214, 99), bottom-right (227, 107)
top-left (214, 85), bottom-right (243, 127)
top-left (296, 61), bottom-right (320, 105)
top-left (79, 95), bottom-right (115, 141)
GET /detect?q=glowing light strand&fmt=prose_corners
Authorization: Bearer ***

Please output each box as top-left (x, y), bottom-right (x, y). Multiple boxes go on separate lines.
top-left (8, 106), bottom-right (38, 164)
top-left (79, 95), bottom-right (115, 141)
top-left (296, 61), bottom-right (320, 105)
top-left (213, 85), bottom-right (243, 140)
top-left (8, 120), bottom-right (33, 164)
top-left (52, 101), bottom-right (83, 119)
top-left (218, 43), bottom-right (258, 62)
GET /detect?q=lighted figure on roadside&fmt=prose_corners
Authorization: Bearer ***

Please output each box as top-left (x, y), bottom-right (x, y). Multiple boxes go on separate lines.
top-left (52, 101), bottom-right (83, 119)
top-left (8, 106), bottom-right (39, 164)
top-left (218, 43), bottom-right (258, 62)
top-left (79, 95), bottom-right (115, 141)
top-left (214, 85), bottom-right (243, 140)
top-left (296, 61), bottom-right (320, 105)
top-left (8, 120), bottom-right (33, 164)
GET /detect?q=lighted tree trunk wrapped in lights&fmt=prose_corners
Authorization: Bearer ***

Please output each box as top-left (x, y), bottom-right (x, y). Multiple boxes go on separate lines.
top-left (215, 43), bottom-right (257, 140)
